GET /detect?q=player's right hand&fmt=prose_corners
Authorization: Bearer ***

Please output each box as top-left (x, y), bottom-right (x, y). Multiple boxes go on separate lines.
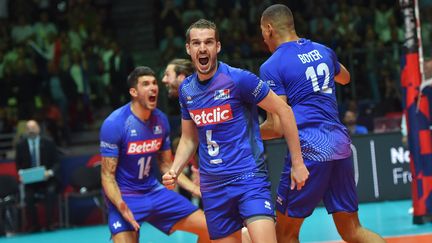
top-left (290, 163), bottom-right (309, 190)
top-left (191, 185), bottom-right (202, 198)
top-left (191, 165), bottom-right (200, 186)
top-left (118, 201), bottom-right (140, 231)
top-left (162, 169), bottom-right (177, 190)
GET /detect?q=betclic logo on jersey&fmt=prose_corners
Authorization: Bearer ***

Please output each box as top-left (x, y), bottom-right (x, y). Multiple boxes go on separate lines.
top-left (127, 138), bottom-right (162, 154)
top-left (189, 104), bottom-right (233, 126)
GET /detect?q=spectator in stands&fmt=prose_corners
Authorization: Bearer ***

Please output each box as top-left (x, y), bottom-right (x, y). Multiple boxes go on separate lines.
top-left (13, 56), bottom-right (38, 120)
top-left (159, 26), bottom-right (184, 66)
top-left (69, 50), bottom-right (93, 129)
top-left (156, 0), bottom-right (182, 42)
top-left (181, 0), bottom-right (204, 29)
top-left (33, 11), bottom-right (57, 50)
top-left (343, 110), bottom-right (368, 135)
top-left (109, 40), bottom-right (134, 108)
top-left (0, 0), bottom-right (9, 20)
top-left (15, 120), bottom-right (61, 232)
top-left (10, 16), bottom-right (34, 44)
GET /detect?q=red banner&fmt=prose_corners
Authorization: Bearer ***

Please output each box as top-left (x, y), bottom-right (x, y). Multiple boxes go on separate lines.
top-left (400, 0), bottom-right (432, 224)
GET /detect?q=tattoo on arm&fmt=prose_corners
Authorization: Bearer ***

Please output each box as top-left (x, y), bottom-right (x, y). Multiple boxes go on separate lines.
top-left (101, 156), bottom-right (118, 183)
top-left (101, 156), bottom-right (124, 207)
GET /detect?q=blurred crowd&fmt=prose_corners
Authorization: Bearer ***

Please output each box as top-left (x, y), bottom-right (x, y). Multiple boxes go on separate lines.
top-left (154, 0), bottom-right (432, 133)
top-left (1, 0), bottom-right (431, 147)
top-left (0, 0), bottom-right (134, 146)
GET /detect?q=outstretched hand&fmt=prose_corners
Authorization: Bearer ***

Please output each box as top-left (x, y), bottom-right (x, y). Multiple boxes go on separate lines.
top-left (118, 201), bottom-right (140, 231)
top-left (290, 163), bottom-right (309, 190)
top-left (162, 169), bottom-right (177, 190)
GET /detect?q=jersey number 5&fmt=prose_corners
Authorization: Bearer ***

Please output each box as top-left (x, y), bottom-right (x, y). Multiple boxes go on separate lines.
top-left (138, 156), bottom-right (151, 179)
top-left (206, 130), bottom-right (219, 156)
top-left (305, 63), bottom-right (332, 94)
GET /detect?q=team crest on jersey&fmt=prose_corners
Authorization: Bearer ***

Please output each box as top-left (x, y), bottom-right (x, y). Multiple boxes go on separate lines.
top-left (214, 89), bottom-right (230, 100)
top-left (186, 96), bottom-right (193, 104)
top-left (130, 129), bottom-right (137, 136)
top-left (153, 125), bottom-right (162, 134)
top-left (266, 80), bottom-right (276, 87)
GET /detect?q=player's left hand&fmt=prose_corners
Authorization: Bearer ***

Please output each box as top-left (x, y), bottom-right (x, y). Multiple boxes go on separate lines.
top-left (162, 169), bottom-right (178, 190)
top-left (290, 163), bottom-right (309, 190)
top-left (191, 165), bottom-right (200, 186)
top-left (191, 185), bottom-right (202, 198)
top-left (118, 201), bottom-right (140, 231)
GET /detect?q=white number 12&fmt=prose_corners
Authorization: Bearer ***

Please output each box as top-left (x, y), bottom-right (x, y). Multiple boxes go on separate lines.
top-left (305, 63), bottom-right (332, 94)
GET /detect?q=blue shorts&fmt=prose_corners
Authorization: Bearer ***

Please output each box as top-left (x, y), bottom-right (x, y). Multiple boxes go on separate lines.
top-left (276, 157), bottom-right (358, 218)
top-left (202, 176), bottom-right (275, 240)
top-left (106, 187), bottom-right (198, 235)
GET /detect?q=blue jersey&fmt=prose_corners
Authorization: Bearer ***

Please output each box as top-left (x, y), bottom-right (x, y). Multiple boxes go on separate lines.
top-left (100, 103), bottom-right (171, 194)
top-left (179, 62), bottom-right (270, 190)
top-left (260, 38), bottom-right (351, 161)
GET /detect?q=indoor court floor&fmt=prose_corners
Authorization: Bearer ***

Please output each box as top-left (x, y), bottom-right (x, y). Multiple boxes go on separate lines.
top-left (0, 199), bottom-right (431, 243)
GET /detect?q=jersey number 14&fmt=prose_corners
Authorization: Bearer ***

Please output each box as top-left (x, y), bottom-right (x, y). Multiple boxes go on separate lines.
top-left (138, 156), bottom-right (151, 179)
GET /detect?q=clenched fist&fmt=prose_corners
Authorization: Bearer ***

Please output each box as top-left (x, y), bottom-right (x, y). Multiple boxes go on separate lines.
top-left (162, 169), bottom-right (177, 190)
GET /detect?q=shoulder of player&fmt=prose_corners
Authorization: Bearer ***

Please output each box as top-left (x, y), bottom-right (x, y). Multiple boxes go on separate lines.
top-left (178, 73), bottom-right (195, 93)
top-left (223, 62), bottom-right (257, 81)
top-left (101, 104), bottom-right (130, 130)
top-left (259, 53), bottom-right (285, 81)
top-left (182, 72), bottom-right (196, 85)
top-left (152, 108), bottom-right (169, 121)
top-left (309, 40), bottom-right (333, 52)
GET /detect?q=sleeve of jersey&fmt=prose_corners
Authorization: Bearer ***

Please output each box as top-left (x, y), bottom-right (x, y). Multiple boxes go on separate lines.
top-left (179, 84), bottom-right (192, 120)
top-left (99, 119), bottom-right (121, 157)
top-left (160, 114), bottom-right (172, 151)
top-left (259, 64), bottom-right (285, 96)
top-left (238, 70), bottom-right (270, 104)
top-left (327, 47), bottom-right (341, 75)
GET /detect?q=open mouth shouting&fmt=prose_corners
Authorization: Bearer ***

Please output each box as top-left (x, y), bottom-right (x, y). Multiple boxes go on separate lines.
top-left (196, 55), bottom-right (212, 74)
top-left (148, 94), bottom-right (157, 103)
top-left (199, 57), bottom-right (209, 66)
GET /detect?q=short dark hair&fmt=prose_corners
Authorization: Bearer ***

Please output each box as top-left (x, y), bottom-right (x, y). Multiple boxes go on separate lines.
top-left (261, 4), bottom-right (295, 31)
top-left (185, 19), bottom-right (219, 43)
top-left (127, 66), bottom-right (156, 88)
top-left (169, 58), bottom-right (195, 76)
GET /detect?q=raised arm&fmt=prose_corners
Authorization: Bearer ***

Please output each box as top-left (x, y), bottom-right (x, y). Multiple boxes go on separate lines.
top-left (162, 119), bottom-right (199, 189)
top-left (335, 63), bottom-right (350, 85)
top-left (258, 90), bottom-right (309, 190)
top-left (159, 149), bottom-right (201, 197)
top-left (101, 156), bottom-right (139, 230)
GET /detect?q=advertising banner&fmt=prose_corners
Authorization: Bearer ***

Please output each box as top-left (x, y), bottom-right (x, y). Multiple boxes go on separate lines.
top-left (400, 0), bottom-right (432, 224)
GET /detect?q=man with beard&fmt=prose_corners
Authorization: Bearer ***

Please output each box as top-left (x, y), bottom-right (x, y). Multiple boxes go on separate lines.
top-left (162, 19), bottom-right (308, 243)
top-left (162, 58), bottom-right (195, 137)
top-left (162, 58), bottom-right (253, 242)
